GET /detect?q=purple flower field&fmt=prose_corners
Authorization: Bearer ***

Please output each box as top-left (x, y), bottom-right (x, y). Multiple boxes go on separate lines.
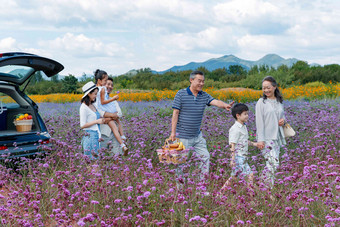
top-left (0, 99), bottom-right (339, 226)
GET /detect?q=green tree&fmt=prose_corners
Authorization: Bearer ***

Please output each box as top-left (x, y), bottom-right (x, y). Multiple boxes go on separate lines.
top-left (80, 73), bottom-right (93, 82)
top-left (51, 74), bottom-right (59, 82)
top-left (291, 61), bottom-right (310, 83)
top-left (277, 64), bottom-right (289, 73)
top-left (227, 65), bottom-right (246, 75)
top-left (209, 68), bottom-right (227, 81)
top-left (259, 64), bottom-right (270, 73)
top-left (61, 74), bottom-right (79, 93)
top-left (248, 65), bottom-right (259, 75)
top-left (30, 71), bottom-right (44, 84)
top-left (195, 66), bottom-right (209, 75)
top-left (120, 79), bottom-right (133, 88)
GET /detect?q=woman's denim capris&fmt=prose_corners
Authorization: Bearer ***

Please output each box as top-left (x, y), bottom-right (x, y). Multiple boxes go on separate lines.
top-left (81, 130), bottom-right (100, 160)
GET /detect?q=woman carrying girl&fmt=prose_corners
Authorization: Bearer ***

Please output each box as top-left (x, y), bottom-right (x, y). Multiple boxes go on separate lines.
top-left (94, 69), bottom-right (128, 153)
top-left (256, 76), bottom-right (286, 187)
top-left (80, 81), bottom-right (108, 159)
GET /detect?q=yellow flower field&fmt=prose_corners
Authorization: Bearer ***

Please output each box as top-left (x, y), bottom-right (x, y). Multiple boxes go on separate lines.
top-left (1, 84), bottom-right (339, 103)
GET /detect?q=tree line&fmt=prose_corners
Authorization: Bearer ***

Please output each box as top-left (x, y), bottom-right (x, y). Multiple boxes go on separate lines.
top-left (24, 61), bottom-right (340, 94)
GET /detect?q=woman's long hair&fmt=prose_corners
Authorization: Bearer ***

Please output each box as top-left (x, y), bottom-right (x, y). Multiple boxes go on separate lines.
top-left (81, 88), bottom-right (98, 106)
top-left (262, 76), bottom-right (283, 103)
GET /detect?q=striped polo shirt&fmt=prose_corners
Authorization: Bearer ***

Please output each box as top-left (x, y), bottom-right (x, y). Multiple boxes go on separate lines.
top-left (172, 86), bottom-right (215, 139)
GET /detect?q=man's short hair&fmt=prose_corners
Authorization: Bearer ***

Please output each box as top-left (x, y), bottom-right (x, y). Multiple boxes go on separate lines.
top-left (190, 70), bottom-right (204, 80)
top-left (231, 103), bottom-right (249, 119)
top-left (107, 77), bottom-right (113, 82)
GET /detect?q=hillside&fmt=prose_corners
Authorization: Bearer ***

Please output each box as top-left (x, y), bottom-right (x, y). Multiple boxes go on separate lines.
top-left (153, 54), bottom-right (299, 73)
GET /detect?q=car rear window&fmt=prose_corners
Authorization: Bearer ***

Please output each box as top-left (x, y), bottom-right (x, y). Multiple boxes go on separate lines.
top-left (0, 65), bottom-right (34, 79)
top-left (0, 92), bottom-right (18, 107)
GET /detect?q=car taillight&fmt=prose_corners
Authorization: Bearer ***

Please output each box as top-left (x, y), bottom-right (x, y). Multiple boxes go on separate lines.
top-left (0, 145), bottom-right (8, 150)
top-left (40, 140), bottom-right (50, 145)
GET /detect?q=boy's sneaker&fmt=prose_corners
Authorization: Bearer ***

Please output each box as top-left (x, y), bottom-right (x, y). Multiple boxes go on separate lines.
top-left (196, 191), bottom-right (210, 197)
top-left (121, 135), bottom-right (127, 141)
top-left (176, 182), bottom-right (184, 191)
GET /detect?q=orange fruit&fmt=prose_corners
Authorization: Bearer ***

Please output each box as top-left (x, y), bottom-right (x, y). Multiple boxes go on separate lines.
top-left (19, 115), bottom-right (24, 120)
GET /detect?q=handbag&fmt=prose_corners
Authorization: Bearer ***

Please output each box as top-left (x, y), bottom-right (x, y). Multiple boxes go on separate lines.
top-left (283, 123), bottom-right (296, 138)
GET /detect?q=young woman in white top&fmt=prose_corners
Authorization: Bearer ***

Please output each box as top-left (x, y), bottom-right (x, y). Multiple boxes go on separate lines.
top-left (80, 81), bottom-right (108, 160)
top-left (256, 76), bottom-right (286, 187)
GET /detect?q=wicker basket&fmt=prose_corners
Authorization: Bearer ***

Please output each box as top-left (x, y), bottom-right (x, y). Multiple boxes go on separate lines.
top-left (14, 119), bottom-right (33, 132)
top-left (156, 138), bottom-right (188, 164)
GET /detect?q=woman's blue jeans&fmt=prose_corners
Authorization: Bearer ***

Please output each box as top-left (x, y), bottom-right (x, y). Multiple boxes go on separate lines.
top-left (81, 130), bottom-right (100, 160)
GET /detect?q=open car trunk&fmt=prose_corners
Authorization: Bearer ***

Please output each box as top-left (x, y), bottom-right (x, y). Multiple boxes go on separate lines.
top-left (0, 84), bottom-right (51, 159)
top-left (0, 52), bottom-right (64, 159)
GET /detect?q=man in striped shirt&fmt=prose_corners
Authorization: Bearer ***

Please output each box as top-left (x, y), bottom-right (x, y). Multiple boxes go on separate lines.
top-left (170, 70), bottom-right (234, 186)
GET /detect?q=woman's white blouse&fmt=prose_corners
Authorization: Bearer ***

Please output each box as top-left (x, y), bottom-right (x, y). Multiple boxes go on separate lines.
top-left (255, 97), bottom-right (285, 142)
top-left (79, 103), bottom-right (104, 137)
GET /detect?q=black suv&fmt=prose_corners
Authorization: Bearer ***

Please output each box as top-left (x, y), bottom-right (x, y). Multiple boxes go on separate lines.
top-left (0, 52), bottom-right (64, 159)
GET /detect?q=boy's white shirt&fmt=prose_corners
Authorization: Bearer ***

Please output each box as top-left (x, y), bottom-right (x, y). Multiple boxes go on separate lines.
top-left (228, 121), bottom-right (249, 157)
top-left (100, 95), bottom-right (123, 137)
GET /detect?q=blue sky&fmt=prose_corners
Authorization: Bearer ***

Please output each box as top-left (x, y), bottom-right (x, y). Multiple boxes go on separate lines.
top-left (1, 0), bottom-right (340, 77)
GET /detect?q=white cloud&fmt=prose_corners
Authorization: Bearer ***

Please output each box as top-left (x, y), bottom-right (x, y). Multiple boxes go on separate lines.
top-left (0, 37), bottom-right (18, 51)
top-left (238, 35), bottom-right (275, 52)
top-left (40, 33), bottom-right (126, 58)
top-left (214, 0), bottom-right (279, 24)
top-left (1, 0), bottom-right (340, 75)
top-left (163, 26), bottom-right (235, 53)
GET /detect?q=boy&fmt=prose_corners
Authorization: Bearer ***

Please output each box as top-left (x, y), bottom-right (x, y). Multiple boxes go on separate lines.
top-left (220, 103), bottom-right (259, 192)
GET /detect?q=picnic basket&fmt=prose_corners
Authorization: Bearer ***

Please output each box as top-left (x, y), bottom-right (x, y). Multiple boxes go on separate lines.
top-left (14, 119), bottom-right (33, 132)
top-left (156, 138), bottom-right (188, 164)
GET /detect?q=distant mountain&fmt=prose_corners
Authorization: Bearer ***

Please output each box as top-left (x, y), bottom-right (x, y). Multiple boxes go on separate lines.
top-left (125, 69), bottom-right (138, 77)
top-left (6, 68), bottom-right (29, 78)
top-left (153, 54), bottom-right (300, 74)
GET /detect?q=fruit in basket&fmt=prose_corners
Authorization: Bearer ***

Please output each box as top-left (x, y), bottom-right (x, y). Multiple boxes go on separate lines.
top-left (15, 113), bottom-right (32, 121)
top-left (176, 142), bottom-right (185, 150)
top-left (169, 143), bottom-right (179, 148)
top-left (13, 113), bottom-right (33, 132)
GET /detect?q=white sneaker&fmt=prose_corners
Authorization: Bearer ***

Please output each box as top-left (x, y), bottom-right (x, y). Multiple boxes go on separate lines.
top-left (196, 191), bottom-right (210, 197)
top-left (120, 143), bottom-right (128, 156)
